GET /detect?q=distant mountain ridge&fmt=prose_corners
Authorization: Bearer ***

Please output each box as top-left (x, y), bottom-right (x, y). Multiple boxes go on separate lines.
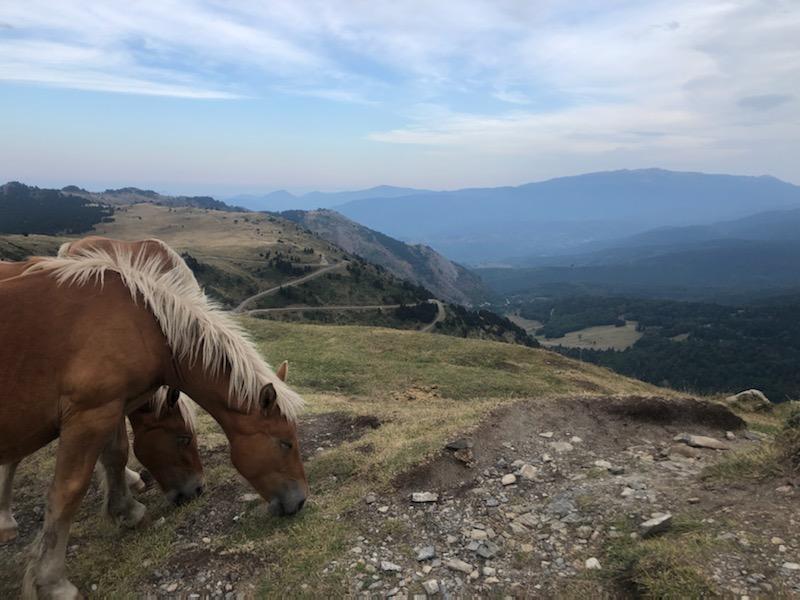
top-left (331, 169), bottom-right (800, 263)
top-left (280, 209), bottom-right (488, 305)
top-left (69, 185), bottom-right (240, 212)
top-left (229, 185), bottom-right (431, 212)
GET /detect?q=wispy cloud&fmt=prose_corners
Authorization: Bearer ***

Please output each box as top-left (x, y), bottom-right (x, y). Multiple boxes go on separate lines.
top-left (1, 0), bottom-right (799, 187)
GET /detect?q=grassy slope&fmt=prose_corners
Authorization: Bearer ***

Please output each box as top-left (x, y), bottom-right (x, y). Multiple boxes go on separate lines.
top-left (0, 320), bottom-right (665, 598)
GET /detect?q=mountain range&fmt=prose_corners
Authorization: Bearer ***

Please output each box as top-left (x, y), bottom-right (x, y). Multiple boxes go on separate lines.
top-left (330, 169), bottom-right (800, 264)
top-left (477, 205), bottom-right (800, 302)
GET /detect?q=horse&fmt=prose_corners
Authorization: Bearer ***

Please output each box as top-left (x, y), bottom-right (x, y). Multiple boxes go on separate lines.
top-left (0, 389), bottom-right (202, 543)
top-left (0, 255), bottom-right (205, 544)
top-left (0, 247), bottom-right (307, 599)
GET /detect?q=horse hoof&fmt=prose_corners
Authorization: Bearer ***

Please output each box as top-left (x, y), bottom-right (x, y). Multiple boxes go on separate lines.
top-left (120, 499), bottom-right (146, 529)
top-left (0, 514), bottom-right (18, 544)
top-left (23, 574), bottom-right (82, 600)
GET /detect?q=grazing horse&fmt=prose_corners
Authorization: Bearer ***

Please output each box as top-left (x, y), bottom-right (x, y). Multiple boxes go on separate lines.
top-left (0, 256), bottom-right (205, 544)
top-left (0, 247), bottom-right (306, 599)
top-left (0, 387), bottom-right (203, 544)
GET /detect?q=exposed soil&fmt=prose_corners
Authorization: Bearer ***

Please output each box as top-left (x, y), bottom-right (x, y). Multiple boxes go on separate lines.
top-left (345, 396), bottom-right (800, 598)
top-left (300, 412), bottom-right (382, 460)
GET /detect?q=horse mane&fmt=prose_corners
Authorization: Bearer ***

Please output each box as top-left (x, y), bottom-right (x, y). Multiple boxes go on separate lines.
top-left (59, 238), bottom-right (198, 285)
top-left (26, 245), bottom-right (304, 421)
top-left (151, 387), bottom-right (197, 432)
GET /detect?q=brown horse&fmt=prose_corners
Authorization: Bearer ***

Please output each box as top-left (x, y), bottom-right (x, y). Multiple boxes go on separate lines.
top-left (0, 247), bottom-right (306, 599)
top-left (0, 391), bottom-right (203, 544)
top-left (0, 256), bottom-right (205, 544)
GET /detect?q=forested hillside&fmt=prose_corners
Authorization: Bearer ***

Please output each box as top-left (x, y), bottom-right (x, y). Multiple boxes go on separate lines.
top-left (0, 182), bottom-right (113, 234)
top-left (507, 294), bottom-right (800, 400)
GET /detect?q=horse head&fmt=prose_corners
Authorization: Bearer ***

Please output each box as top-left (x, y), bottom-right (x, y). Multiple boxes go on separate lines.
top-left (128, 388), bottom-right (205, 505)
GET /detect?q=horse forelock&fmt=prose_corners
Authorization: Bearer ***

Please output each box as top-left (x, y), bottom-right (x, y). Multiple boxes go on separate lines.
top-left (25, 244), bottom-right (305, 421)
top-left (150, 387), bottom-right (197, 432)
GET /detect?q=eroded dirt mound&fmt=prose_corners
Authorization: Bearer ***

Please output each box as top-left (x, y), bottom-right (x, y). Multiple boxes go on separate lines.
top-left (595, 395), bottom-right (746, 430)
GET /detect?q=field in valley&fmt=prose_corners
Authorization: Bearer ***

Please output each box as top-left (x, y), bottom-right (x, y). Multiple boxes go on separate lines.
top-left (506, 312), bottom-right (643, 351)
top-left (537, 321), bottom-right (643, 351)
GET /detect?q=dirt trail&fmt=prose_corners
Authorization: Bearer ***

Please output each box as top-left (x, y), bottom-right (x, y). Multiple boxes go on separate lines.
top-left (244, 298), bottom-right (446, 333)
top-left (232, 262), bottom-right (346, 313)
top-left (420, 299), bottom-right (446, 333)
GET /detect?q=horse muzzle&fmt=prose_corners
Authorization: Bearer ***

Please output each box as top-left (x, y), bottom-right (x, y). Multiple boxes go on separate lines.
top-left (268, 482), bottom-right (306, 517)
top-left (165, 474), bottom-right (205, 506)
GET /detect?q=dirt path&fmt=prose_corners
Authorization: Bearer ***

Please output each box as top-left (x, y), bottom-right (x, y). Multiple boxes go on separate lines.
top-left (420, 299), bottom-right (446, 333)
top-left (244, 298), bottom-right (446, 332)
top-left (245, 304), bottom-right (404, 314)
top-left (232, 262), bottom-right (346, 313)
top-left (3, 395), bottom-right (795, 599)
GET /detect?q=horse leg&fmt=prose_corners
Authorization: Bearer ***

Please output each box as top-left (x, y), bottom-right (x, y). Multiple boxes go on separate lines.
top-left (0, 460), bottom-right (20, 543)
top-left (97, 419), bottom-right (145, 528)
top-left (125, 467), bottom-right (146, 493)
top-left (23, 407), bottom-right (121, 600)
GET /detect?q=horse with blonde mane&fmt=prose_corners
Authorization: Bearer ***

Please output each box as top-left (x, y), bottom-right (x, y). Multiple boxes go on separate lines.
top-left (0, 243), bottom-right (306, 599)
top-left (0, 246), bottom-right (206, 546)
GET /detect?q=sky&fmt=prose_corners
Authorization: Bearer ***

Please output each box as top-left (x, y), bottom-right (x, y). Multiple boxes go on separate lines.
top-left (0, 0), bottom-right (798, 195)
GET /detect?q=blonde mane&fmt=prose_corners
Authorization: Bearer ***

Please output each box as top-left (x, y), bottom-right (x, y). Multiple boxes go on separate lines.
top-left (151, 387), bottom-right (197, 432)
top-left (27, 246), bottom-right (304, 420)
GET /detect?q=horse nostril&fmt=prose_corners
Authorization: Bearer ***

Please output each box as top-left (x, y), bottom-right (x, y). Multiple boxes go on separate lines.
top-left (297, 498), bottom-right (306, 512)
top-left (196, 485), bottom-right (205, 497)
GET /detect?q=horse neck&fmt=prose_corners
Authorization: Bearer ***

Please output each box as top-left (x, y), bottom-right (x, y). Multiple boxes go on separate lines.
top-left (174, 361), bottom-right (241, 434)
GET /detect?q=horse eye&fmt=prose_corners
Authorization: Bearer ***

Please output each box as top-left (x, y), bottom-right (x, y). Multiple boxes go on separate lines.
top-left (280, 440), bottom-right (293, 450)
top-left (177, 435), bottom-right (192, 447)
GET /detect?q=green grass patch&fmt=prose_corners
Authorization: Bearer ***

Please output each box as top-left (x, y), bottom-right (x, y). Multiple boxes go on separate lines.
top-left (243, 318), bottom-right (662, 402)
top-left (603, 515), bottom-right (719, 599)
top-left (702, 443), bottom-right (783, 482)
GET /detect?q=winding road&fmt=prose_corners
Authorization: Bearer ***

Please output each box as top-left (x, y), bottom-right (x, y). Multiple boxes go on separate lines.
top-left (242, 298), bottom-right (446, 332)
top-left (232, 262), bottom-right (346, 313)
top-left (229, 255), bottom-right (446, 332)
top-left (420, 299), bottom-right (446, 333)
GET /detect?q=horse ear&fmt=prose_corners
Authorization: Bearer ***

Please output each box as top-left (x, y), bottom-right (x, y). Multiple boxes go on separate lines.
top-left (276, 360), bottom-right (289, 382)
top-left (259, 383), bottom-right (278, 412)
top-left (167, 387), bottom-right (181, 408)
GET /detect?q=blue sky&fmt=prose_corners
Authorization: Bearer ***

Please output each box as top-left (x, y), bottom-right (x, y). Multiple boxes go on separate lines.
top-left (1, 0), bottom-right (798, 194)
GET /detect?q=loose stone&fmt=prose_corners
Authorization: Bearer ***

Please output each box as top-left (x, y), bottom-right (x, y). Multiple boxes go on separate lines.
top-left (412, 492), bottom-right (439, 503)
top-left (585, 557), bottom-right (601, 570)
top-left (446, 558), bottom-right (474, 574)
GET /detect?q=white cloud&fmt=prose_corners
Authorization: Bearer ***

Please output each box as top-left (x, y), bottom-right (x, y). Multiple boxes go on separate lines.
top-left (1, 0), bottom-right (798, 184)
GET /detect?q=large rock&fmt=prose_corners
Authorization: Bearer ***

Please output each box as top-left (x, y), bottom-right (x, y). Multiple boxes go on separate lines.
top-left (725, 389), bottom-right (773, 413)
